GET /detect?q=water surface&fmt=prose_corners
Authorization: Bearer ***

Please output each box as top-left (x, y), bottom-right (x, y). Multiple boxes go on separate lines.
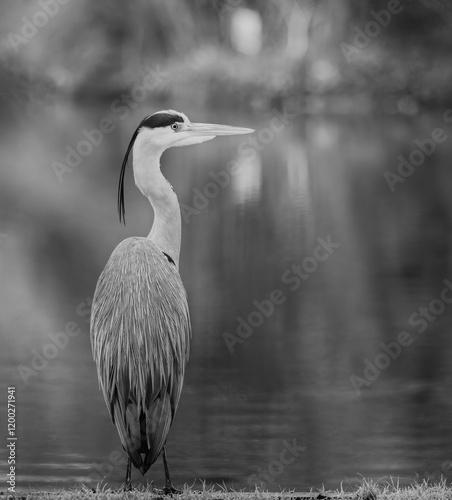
top-left (1, 103), bottom-right (452, 491)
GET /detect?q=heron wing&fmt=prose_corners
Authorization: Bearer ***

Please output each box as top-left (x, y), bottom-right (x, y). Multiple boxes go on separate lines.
top-left (90, 237), bottom-right (191, 473)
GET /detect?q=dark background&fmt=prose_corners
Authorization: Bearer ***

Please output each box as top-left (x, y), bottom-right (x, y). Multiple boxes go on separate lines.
top-left (1, 0), bottom-right (452, 492)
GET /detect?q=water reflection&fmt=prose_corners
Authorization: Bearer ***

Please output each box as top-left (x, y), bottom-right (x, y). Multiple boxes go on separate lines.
top-left (1, 104), bottom-right (452, 491)
top-left (231, 154), bottom-right (262, 206)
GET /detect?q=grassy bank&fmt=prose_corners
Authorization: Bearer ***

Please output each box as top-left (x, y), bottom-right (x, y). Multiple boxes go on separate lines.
top-left (3, 480), bottom-right (452, 500)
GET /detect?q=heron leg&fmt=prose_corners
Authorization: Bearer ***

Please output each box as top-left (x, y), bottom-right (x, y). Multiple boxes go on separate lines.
top-left (124, 457), bottom-right (132, 491)
top-left (162, 447), bottom-right (181, 495)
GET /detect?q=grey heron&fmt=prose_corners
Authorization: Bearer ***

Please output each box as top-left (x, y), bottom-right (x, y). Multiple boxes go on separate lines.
top-left (90, 110), bottom-right (254, 492)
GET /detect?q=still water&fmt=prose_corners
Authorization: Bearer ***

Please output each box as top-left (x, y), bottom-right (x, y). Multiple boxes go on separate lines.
top-left (1, 102), bottom-right (452, 491)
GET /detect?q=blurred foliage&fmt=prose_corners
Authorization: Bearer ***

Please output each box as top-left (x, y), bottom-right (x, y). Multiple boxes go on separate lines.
top-left (1, 0), bottom-right (452, 114)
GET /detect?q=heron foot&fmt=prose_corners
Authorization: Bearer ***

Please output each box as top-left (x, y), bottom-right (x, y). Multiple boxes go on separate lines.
top-left (123, 481), bottom-right (133, 492)
top-left (163, 485), bottom-right (182, 495)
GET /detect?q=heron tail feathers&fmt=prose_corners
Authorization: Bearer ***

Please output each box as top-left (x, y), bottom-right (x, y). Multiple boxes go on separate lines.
top-left (114, 393), bottom-right (173, 475)
top-left (140, 393), bottom-right (172, 474)
top-left (115, 403), bottom-right (142, 468)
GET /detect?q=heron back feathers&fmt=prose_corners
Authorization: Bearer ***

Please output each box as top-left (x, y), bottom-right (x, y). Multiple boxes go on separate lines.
top-left (90, 237), bottom-right (191, 473)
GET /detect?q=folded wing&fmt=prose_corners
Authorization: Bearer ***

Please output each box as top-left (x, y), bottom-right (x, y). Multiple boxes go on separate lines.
top-left (90, 237), bottom-right (191, 473)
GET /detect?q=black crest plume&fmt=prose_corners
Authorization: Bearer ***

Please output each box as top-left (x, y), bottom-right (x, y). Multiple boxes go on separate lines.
top-left (118, 126), bottom-right (140, 224)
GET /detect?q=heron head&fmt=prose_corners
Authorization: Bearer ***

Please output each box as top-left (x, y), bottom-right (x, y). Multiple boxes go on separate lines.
top-left (133, 109), bottom-right (254, 150)
top-left (118, 110), bottom-right (254, 222)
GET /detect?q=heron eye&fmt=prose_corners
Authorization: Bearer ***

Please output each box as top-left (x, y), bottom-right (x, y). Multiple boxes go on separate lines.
top-left (171, 123), bottom-right (180, 131)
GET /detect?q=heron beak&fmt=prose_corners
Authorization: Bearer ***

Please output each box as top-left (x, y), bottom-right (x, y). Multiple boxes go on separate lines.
top-left (186, 122), bottom-right (255, 137)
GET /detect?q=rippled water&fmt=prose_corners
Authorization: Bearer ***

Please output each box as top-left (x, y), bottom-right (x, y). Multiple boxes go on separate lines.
top-left (1, 103), bottom-right (452, 491)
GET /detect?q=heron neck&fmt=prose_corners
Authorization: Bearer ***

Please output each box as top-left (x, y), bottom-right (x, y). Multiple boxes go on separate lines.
top-left (133, 144), bottom-right (181, 267)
